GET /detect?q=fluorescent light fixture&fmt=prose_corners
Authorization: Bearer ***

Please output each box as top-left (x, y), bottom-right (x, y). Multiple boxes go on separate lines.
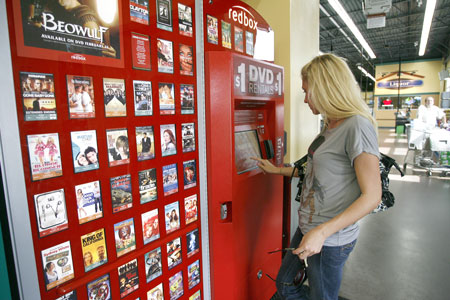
top-left (357, 65), bottom-right (376, 82)
top-left (327, 0), bottom-right (376, 59)
top-left (419, 0), bottom-right (437, 56)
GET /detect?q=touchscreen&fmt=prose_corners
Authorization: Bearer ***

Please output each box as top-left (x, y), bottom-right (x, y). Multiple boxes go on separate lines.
top-left (235, 130), bottom-right (262, 174)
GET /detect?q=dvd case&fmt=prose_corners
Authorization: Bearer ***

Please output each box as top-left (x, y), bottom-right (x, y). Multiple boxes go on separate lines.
top-left (142, 208), bottom-right (160, 245)
top-left (187, 260), bottom-right (200, 289)
top-left (184, 194), bottom-right (198, 225)
top-left (20, 71), bottom-right (56, 121)
top-left (110, 174), bottom-right (133, 213)
top-left (167, 237), bottom-right (182, 270)
top-left (87, 274), bottom-right (111, 300)
top-left (118, 258), bottom-right (139, 298)
top-left (145, 247), bottom-right (162, 283)
top-left (169, 270), bottom-right (184, 300)
top-left (81, 228), bottom-right (108, 272)
top-left (71, 130), bottom-right (99, 173)
top-left (66, 75), bottom-right (95, 119)
top-left (34, 188), bottom-right (68, 237)
top-left (74, 181), bottom-right (103, 224)
top-left (27, 133), bottom-right (62, 181)
top-left (178, 3), bottom-right (193, 37)
top-left (138, 168), bottom-right (158, 204)
top-left (164, 201), bottom-right (180, 234)
top-left (114, 218), bottom-right (136, 257)
top-left (41, 241), bottom-right (74, 290)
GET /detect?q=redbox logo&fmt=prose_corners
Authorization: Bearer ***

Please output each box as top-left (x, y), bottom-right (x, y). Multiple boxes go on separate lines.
top-left (71, 54), bottom-right (86, 61)
top-left (228, 6), bottom-right (258, 30)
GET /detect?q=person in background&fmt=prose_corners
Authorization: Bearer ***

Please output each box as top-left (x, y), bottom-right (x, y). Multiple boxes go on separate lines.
top-left (417, 96), bottom-right (447, 128)
top-left (253, 54), bottom-right (381, 300)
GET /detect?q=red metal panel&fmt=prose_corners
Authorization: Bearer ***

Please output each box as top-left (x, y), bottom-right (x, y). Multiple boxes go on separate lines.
top-left (5, 0), bottom-right (203, 299)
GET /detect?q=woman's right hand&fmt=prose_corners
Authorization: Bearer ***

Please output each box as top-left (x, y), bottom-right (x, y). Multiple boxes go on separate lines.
top-left (251, 157), bottom-right (279, 174)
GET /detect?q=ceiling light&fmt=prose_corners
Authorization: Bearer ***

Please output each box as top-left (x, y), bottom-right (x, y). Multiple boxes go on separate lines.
top-left (418, 0), bottom-right (437, 56)
top-left (327, 0), bottom-right (376, 59)
top-left (358, 65), bottom-right (376, 82)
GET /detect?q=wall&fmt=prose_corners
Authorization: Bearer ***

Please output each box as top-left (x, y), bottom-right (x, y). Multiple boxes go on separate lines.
top-left (374, 59), bottom-right (443, 127)
top-left (241, 0), bottom-right (320, 162)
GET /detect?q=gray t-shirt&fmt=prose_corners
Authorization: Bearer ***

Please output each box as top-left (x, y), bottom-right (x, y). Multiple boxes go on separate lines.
top-left (298, 115), bottom-right (379, 246)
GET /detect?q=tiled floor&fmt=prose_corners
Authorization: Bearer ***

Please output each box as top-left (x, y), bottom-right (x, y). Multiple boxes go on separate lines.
top-left (339, 129), bottom-right (450, 300)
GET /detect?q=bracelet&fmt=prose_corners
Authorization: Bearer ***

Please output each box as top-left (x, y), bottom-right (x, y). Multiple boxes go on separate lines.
top-left (279, 167), bottom-right (282, 175)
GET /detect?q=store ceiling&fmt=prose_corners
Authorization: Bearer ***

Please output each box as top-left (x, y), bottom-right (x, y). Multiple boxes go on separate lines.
top-left (319, 0), bottom-right (450, 91)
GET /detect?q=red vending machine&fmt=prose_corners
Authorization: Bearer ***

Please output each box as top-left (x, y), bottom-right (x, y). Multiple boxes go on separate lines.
top-left (2, 0), bottom-right (203, 299)
top-left (205, 52), bottom-right (285, 300)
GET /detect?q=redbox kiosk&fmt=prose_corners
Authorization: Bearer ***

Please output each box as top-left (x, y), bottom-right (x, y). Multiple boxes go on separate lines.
top-left (206, 52), bottom-right (284, 300)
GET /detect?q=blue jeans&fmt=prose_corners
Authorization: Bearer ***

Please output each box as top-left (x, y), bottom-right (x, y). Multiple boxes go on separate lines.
top-left (276, 227), bottom-right (356, 300)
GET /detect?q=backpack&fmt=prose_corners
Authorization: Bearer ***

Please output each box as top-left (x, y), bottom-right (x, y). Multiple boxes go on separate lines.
top-left (291, 153), bottom-right (404, 213)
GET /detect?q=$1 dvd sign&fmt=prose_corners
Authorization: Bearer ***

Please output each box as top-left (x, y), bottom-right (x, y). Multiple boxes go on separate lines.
top-left (234, 58), bottom-right (283, 97)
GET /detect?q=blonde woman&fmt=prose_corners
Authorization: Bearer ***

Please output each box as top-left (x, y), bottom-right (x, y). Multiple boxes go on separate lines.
top-left (253, 54), bottom-right (381, 299)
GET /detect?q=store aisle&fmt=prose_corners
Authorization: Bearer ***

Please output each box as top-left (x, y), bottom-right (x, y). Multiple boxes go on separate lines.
top-left (339, 129), bottom-right (450, 300)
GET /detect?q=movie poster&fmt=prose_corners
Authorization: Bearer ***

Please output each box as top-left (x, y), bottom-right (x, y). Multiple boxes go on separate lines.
top-left (130, 0), bottom-right (149, 25)
top-left (166, 237), bottom-right (182, 270)
top-left (187, 228), bottom-right (199, 258)
top-left (160, 124), bottom-right (177, 156)
top-left (180, 84), bottom-right (194, 114)
top-left (147, 283), bottom-right (164, 300)
top-left (106, 128), bottom-right (130, 166)
top-left (27, 133), bottom-right (62, 181)
top-left (55, 290), bottom-right (77, 300)
top-left (34, 189), bottom-right (68, 237)
top-left (162, 163), bottom-right (178, 196)
top-left (133, 80), bottom-right (153, 116)
top-left (158, 83), bottom-right (175, 114)
top-left (187, 260), bottom-right (200, 289)
top-left (87, 274), bottom-right (111, 300)
top-left (81, 228), bottom-right (108, 272)
top-left (145, 247), bottom-right (162, 283)
top-left (156, 0), bottom-right (172, 31)
top-left (169, 271), bottom-right (184, 300)
top-left (178, 3), bottom-right (193, 37)
top-left (74, 180), bottom-right (103, 224)
top-left (118, 259), bottom-right (139, 298)
top-left (138, 168), bottom-right (157, 204)
top-left (165, 201), bottom-right (180, 234)
top-left (246, 31), bottom-right (254, 56)
top-left (184, 194), bottom-right (198, 225)
top-left (206, 15), bottom-right (218, 44)
top-left (104, 78), bottom-right (126, 117)
top-left (71, 130), bottom-right (99, 173)
top-left (114, 218), bottom-right (136, 257)
top-left (179, 44), bottom-right (193, 76)
top-left (157, 38), bottom-right (174, 73)
top-left (110, 174), bottom-right (133, 213)
top-left (183, 160), bottom-right (197, 189)
top-left (142, 208), bottom-right (160, 245)
top-left (20, 72), bottom-right (56, 121)
top-left (66, 75), bottom-right (95, 119)
top-left (189, 290), bottom-right (201, 300)
top-left (136, 126), bottom-right (155, 161)
top-left (181, 123), bottom-right (195, 153)
top-left (131, 33), bottom-right (151, 71)
top-left (221, 21), bottom-right (231, 49)
top-left (41, 241), bottom-right (74, 291)
top-left (235, 26), bottom-right (244, 52)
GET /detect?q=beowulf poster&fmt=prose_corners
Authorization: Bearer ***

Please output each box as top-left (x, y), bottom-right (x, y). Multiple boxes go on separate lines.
top-left (41, 241), bottom-right (74, 290)
top-left (20, 72), bottom-right (56, 121)
top-left (27, 133), bottom-right (62, 181)
top-left (81, 228), bottom-right (108, 272)
top-left (180, 84), bottom-right (194, 114)
top-left (133, 80), bottom-right (153, 116)
top-left (118, 259), bottom-right (139, 298)
top-left (104, 78), bottom-right (126, 117)
top-left (66, 75), bottom-right (95, 119)
top-left (178, 3), bottom-right (192, 37)
top-left (156, 0), bottom-right (172, 31)
top-left (34, 188), bottom-right (68, 237)
top-left (130, 0), bottom-right (149, 25)
top-left (131, 33), bottom-right (151, 70)
top-left (14, 0), bottom-right (123, 67)
top-left (114, 218), bottom-right (136, 257)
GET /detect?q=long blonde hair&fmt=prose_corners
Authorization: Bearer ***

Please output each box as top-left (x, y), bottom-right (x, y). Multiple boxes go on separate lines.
top-left (301, 54), bottom-right (376, 129)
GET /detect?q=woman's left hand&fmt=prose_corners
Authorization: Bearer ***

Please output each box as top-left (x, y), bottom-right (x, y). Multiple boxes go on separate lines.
top-left (292, 225), bottom-right (327, 259)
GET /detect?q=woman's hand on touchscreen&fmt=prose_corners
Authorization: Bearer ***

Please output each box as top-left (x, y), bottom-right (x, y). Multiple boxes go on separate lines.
top-left (251, 157), bottom-right (279, 174)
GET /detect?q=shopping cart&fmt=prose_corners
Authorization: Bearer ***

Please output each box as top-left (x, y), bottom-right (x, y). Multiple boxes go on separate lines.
top-left (403, 124), bottom-right (450, 176)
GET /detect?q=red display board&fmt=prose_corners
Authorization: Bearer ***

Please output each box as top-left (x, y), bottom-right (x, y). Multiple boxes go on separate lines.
top-left (6, 0), bottom-right (202, 299)
top-left (205, 51), bottom-right (284, 300)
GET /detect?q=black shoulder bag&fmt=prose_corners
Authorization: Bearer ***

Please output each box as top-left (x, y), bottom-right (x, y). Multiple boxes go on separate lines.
top-left (291, 153), bottom-right (404, 213)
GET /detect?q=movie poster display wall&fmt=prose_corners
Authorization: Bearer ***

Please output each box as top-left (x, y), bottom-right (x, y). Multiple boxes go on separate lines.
top-left (6, 0), bottom-right (202, 299)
